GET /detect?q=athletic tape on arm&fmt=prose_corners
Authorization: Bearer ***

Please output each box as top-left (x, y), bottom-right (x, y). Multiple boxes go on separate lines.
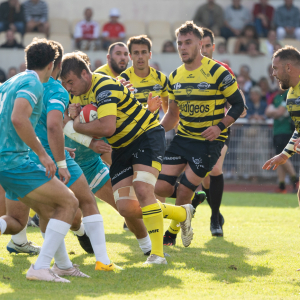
top-left (63, 120), bottom-right (92, 147)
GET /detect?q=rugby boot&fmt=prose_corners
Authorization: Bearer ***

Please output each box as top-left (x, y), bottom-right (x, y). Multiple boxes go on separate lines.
top-left (52, 263), bottom-right (90, 278)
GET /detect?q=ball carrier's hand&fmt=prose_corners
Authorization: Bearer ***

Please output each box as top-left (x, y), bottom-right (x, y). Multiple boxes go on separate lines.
top-left (262, 153), bottom-right (288, 171)
top-left (69, 103), bottom-right (81, 119)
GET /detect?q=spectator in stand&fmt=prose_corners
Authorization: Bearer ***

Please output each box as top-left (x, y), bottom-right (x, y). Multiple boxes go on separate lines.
top-left (0, 0), bottom-right (25, 35)
top-left (239, 64), bottom-right (256, 93)
top-left (93, 59), bottom-right (103, 71)
top-left (265, 88), bottom-right (298, 193)
top-left (19, 62), bottom-right (26, 72)
top-left (102, 8), bottom-right (125, 50)
top-left (150, 62), bottom-right (161, 71)
top-left (247, 86), bottom-right (267, 122)
top-left (7, 66), bottom-right (17, 79)
top-left (0, 68), bottom-right (6, 83)
top-left (253, 0), bottom-right (274, 37)
top-left (74, 8), bottom-right (100, 51)
top-left (221, 0), bottom-right (251, 40)
top-left (260, 29), bottom-right (281, 56)
top-left (217, 42), bottom-right (227, 54)
top-left (267, 64), bottom-right (279, 92)
top-left (274, 0), bottom-right (300, 40)
top-left (246, 40), bottom-right (264, 57)
top-left (0, 29), bottom-right (23, 48)
top-left (162, 40), bottom-right (176, 53)
top-left (234, 24), bottom-right (259, 54)
top-left (193, 0), bottom-right (224, 36)
top-left (237, 74), bottom-right (250, 102)
top-left (258, 77), bottom-right (271, 101)
top-left (23, 0), bottom-right (49, 38)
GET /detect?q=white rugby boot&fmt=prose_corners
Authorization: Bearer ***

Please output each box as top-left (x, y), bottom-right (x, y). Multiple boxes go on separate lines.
top-left (7, 239), bottom-right (41, 254)
top-left (26, 264), bottom-right (70, 282)
top-left (180, 204), bottom-right (195, 247)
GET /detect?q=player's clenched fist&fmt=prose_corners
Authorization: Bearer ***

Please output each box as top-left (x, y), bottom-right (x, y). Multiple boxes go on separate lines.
top-left (69, 103), bottom-right (81, 119)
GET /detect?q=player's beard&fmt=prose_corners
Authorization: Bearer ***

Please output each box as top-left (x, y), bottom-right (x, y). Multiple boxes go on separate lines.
top-left (278, 73), bottom-right (290, 90)
top-left (181, 47), bottom-right (199, 64)
top-left (111, 58), bottom-right (127, 75)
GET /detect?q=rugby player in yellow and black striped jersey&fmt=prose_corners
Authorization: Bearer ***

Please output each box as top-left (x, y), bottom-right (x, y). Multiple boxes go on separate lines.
top-left (61, 52), bottom-right (196, 265)
top-left (118, 35), bottom-right (169, 117)
top-left (155, 22), bottom-right (244, 238)
top-left (263, 47), bottom-right (300, 191)
top-left (94, 42), bottom-right (129, 78)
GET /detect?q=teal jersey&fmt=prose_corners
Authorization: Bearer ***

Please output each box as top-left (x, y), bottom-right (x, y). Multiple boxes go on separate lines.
top-left (0, 70), bottom-right (43, 171)
top-left (64, 135), bottom-right (108, 166)
top-left (33, 77), bottom-right (69, 158)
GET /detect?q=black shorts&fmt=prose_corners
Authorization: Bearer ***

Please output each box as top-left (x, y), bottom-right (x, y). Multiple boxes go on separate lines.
top-left (273, 133), bottom-right (291, 155)
top-left (224, 127), bottom-right (230, 147)
top-left (110, 126), bottom-right (166, 186)
top-left (163, 135), bottom-right (224, 178)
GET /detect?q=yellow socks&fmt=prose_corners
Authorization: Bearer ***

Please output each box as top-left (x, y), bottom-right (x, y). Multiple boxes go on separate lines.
top-left (141, 203), bottom-right (164, 258)
top-left (168, 219), bottom-right (181, 235)
top-left (157, 200), bottom-right (186, 222)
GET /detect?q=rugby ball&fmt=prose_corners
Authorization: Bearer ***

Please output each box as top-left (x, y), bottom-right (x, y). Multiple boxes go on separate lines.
top-left (80, 104), bottom-right (98, 123)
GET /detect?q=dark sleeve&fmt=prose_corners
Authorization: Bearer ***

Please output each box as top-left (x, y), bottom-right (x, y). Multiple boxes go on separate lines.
top-left (0, 3), bottom-right (8, 22)
top-left (226, 89), bottom-right (245, 120)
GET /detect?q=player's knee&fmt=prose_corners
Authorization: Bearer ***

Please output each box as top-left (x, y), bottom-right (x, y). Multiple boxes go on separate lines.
top-left (179, 173), bottom-right (198, 192)
top-left (155, 174), bottom-right (177, 197)
top-left (210, 165), bottom-right (222, 176)
top-left (132, 171), bottom-right (157, 200)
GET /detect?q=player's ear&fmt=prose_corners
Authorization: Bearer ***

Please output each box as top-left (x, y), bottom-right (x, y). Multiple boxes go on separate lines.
top-left (107, 53), bottom-right (110, 61)
top-left (129, 53), bottom-right (132, 60)
top-left (213, 44), bottom-right (215, 52)
top-left (149, 51), bottom-right (152, 60)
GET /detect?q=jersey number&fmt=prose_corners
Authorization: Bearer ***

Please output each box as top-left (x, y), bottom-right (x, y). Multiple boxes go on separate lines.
top-left (0, 93), bottom-right (7, 115)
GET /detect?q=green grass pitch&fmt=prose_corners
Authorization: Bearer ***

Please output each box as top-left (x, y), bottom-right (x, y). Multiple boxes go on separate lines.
top-left (1, 192), bottom-right (300, 300)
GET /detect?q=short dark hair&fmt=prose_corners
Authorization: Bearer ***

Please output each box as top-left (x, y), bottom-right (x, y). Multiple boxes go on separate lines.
top-left (108, 42), bottom-right (127, 55)
top-left (74, 50), bottom-right (91, 70)
top-left (25, 38), bottom-right (58, 70)
top-left (61, 52), bottom-right (91, 79)
top-left (127, 35), bottom-right (152, 53)
top-left (273, 46), bottom-right (300, 66)
top-left (202, 27), bottom-right (214, 44)
top-left (51, 40), bottom-right (64, 70)
top-left (175, 21), bottom-right (203, 40)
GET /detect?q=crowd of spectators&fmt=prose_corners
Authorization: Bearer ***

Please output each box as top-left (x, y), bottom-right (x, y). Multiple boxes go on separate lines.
top-left (194, 0), bottom-right (300, 56)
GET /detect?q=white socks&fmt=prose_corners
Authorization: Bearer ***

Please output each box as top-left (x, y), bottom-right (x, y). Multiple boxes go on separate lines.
top-left (72, 223), bottom-right (85, 237)
top-left (137, 235), bottom-right (152, 254)
top-left (12, 226), bottom-right (28, 245)
top-left (0, 218), bottom-right (7, 234)
top-left (41, 232), bottom-right (72, 270)
top-left (83, 214), bottom-right (110, 265)
top-left (34, 219), bottom-right (71, 270)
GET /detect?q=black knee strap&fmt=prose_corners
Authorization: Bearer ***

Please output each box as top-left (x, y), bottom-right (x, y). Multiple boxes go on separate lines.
top-left (158, 174), bottom-right (178, 186)
top-left (170, 181), bottom-right (179, 198)
top-left (180, 173), bottom-right (197, 192)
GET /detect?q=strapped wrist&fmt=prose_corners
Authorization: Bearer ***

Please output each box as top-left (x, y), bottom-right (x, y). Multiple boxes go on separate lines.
top-left (217, 122), bottom-right (226, 131)
top-left (56, 160), bottom-right (67, 168)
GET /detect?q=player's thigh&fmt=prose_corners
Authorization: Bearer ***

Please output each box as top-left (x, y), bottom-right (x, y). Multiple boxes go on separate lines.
top-left (185, 163), bottom-right (204, 186)
top-left (69, 173), bottom-right (95, 205)
top-left (94, 178), bottom-right (117, 211)
top-left (5, 198), bottom-right (30, 227)
top-left (24, 176), bottom-right (78, 210)
top-left (210, 144), bottom-right (228, 176)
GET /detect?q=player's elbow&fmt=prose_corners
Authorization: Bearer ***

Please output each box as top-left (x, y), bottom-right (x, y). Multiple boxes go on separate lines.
top-left (101, 126), bottom-right (116, 137)
top-left (11, 115), bottom-right (23, 129)
top-left (47, 122), bottom-right (62, 135)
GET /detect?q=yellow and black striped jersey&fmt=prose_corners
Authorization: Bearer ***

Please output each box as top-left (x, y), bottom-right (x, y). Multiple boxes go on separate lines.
top-left (119, 66), bottom-right (168, 118)
top-left (287, 81), bottom-right (300, 133)
top-left (168, 56), bottom-right (239, 142)
top-left (69, 73), bottom-right (159, 149)
top-left (94, 64), bottom-right (115, 78)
